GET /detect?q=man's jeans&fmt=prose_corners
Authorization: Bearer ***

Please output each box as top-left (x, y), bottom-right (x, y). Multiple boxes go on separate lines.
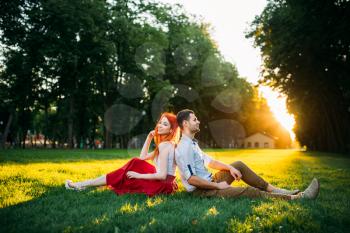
top-left (192, 161), bottom-right (291, 200)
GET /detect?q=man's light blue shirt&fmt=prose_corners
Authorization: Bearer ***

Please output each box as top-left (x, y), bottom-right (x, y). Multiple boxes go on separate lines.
top-left (175, 134), bottom-right (213, 192)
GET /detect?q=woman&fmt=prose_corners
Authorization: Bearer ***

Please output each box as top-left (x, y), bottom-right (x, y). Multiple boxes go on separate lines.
top-left (65, 112), bottom-right (180, 196)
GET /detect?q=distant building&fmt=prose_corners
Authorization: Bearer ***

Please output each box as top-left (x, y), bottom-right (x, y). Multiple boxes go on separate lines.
top-left (243, 132), bottom-right (276, 149)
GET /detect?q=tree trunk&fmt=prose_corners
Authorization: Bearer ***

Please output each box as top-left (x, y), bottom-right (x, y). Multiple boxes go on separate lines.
top-left (44, 101), bottom-right (48, 148)
top-left (91, 119), bottom-right (96, 149)
top-left (105, 128), bottom-right (112, 149)
top-left (1, 113), bottom-right (13, 149)
top-left (51, 138), bottom-right (56, 148)
top-left (22, 129), bottom-right (27, 149)
top-left (318, 88), bottom-right (347, 153)
top-left (68, 96), bottom-right (74, 149)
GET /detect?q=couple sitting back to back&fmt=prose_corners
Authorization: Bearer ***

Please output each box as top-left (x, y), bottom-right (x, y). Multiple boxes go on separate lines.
top-left (66, 109), bottom-right (320, 200)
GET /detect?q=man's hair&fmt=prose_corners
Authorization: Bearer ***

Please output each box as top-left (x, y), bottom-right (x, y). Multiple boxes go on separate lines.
top-left (176, 109), bottom-right (194, 129)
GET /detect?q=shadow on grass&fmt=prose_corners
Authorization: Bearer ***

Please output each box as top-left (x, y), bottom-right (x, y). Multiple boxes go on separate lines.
top-left (301, 150), bottom-right (350, 159)
top-left (1, 150), bottom-right (350, 232)
top-left (1, 184), bottom-right (342, 233)
top-left (0, 184), bottom-right (258, 233)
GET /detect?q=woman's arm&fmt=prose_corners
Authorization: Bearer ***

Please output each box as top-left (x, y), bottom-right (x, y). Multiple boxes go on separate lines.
top-left (127, 142), bottom-right (172, 180)
top-left (139, 130), bottom-right (155, 160)
top-left (141, 151), bottom-right (155, 160)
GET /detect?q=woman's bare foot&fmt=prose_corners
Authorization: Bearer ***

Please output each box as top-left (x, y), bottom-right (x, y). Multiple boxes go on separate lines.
top-left (65, 180), bottom-right (84, 191)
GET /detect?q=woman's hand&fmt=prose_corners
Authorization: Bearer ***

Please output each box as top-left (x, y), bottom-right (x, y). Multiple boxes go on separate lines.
top-left (138, 130), bottom-right (155, 160)
top-left (126, 171), bottom-right (141, 179)
top-left (148, 130), bottom-right (155, 139)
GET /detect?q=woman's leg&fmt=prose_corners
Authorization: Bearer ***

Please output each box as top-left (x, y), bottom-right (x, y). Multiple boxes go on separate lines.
top-left (67, 158), bottom-right (153, 190)
top-left (69, 175), bottom-right (107, 189)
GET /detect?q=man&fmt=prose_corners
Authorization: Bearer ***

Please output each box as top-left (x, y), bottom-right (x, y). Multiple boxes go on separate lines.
top-left (175, 109), bottom-right (320, 200)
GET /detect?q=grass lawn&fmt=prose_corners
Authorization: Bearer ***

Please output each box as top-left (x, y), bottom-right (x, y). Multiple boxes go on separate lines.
top-left (1, 148), bottom-right (349, 233)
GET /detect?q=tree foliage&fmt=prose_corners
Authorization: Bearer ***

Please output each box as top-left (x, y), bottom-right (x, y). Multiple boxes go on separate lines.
top-left (247, 0), bottom-right (350, 153)
top-left (0, 0), bottom-right (290, 149)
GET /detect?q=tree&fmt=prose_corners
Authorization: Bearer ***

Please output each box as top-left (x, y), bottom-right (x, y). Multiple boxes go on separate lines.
top-left (0, 0), bottom-right (290, 149)
top-left (247, 0), bottom-right (350, 153)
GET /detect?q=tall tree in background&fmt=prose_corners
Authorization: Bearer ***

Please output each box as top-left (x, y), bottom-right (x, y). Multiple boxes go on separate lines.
top-left (247, 0), bottom-right (350, 153)
top-left (0, 0), bottom-right (44, 148)
top-left (1, 0), bottom-right (291, 149)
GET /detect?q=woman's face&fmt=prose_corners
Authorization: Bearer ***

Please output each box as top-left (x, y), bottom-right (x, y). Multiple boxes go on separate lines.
top-left (157, 116), bottom-right (172, 135)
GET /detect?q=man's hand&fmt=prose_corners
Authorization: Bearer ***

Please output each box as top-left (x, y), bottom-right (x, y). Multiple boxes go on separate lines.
top-left (126, 171), bottom-right (141, 179)
top-left (229, 166), bottom-right (242, 181)
top-left (216, 181), bottom-right (231, 189)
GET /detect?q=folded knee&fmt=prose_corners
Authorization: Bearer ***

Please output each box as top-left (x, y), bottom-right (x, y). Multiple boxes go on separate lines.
top-left (231, 160), bottom-right (245, 168)
top-left (129, 157), bottom-right (143, 165)
top-left (131, 157), bottom-right (141, 162)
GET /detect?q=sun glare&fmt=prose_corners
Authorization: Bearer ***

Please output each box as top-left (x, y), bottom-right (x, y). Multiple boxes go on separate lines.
top-left (259, 86), bottom-right (296, 141)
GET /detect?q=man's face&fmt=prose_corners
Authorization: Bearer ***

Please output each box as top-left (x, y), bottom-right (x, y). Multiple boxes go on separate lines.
top-left (185, 113), bottom-right (200, 133)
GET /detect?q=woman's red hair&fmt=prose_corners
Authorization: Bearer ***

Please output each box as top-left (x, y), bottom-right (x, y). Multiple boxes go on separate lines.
top-left (153, 112), bottom-right (180, 158)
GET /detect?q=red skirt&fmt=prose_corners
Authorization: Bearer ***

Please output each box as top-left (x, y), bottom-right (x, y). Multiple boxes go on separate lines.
top-left (106, 157), bottom-right (178, 197)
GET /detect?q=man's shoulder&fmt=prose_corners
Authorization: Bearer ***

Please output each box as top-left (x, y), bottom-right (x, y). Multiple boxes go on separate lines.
top-left (175, 139), bottom-right (192, 158)
top-left (177, 138), bottom-right (192, 148)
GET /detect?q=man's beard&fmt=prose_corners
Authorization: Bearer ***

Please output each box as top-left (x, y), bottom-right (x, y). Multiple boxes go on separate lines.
top-left (190, 126), bottom-right (200, 134)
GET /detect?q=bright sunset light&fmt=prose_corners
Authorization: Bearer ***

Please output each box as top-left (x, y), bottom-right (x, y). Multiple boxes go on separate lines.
top-left (259, 86), bottom-right (296, 140)
top-left (160, 0), bottom-right (297, 141)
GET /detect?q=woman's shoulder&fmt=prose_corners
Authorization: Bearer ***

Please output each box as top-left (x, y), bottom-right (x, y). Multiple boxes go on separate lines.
top-left (158, 141), bottom-right (175, 150)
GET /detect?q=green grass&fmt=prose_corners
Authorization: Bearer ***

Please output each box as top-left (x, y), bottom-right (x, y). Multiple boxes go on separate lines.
top-left (1, 149), bottom-right (349, 233)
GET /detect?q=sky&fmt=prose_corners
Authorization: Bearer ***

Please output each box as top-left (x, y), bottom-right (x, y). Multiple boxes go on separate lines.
top-left (158, 0), bottom-right (267, 83)
top-left (158, 0), bottom-right (297, 140)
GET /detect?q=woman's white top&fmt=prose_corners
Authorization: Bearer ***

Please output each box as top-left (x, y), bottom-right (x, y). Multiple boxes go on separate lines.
top-left (153, 143), bottom-right (176, 176)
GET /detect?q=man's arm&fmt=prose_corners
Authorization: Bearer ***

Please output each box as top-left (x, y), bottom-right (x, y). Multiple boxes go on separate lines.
top-left (176, 141), bottom-right (231, 190)
top-left (199, 148), bottom-right (230, 171)
top-left (208, 159), bottom-right (231, 170)
top-left (208, 159), bottom-right (242, 181)
top-left (188, 175), bottom-right (230, 190)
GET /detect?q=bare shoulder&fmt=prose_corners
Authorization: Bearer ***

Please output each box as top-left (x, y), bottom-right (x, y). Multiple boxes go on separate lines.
top-left (158, 141), bottom-right (174, 151)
